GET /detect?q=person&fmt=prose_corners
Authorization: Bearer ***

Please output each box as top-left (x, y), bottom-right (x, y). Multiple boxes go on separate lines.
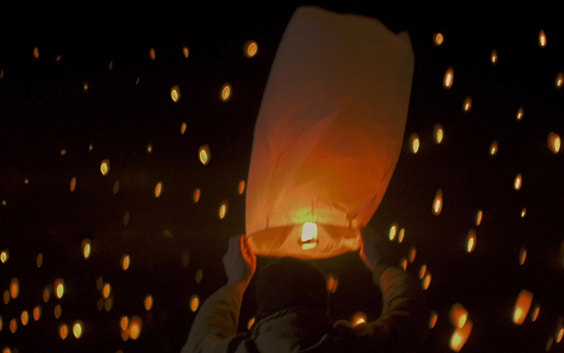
top-left (181, 229), bottom-right (430, 353)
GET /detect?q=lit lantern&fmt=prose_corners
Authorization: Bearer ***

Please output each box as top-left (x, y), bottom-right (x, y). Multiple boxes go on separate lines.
top-left (245, 6), bottom-right (414, 259)
top-left (449, 320), bottom-right (473, 352)
top-left (449, 303), bottom-right (469, 328)
top-left (512, 289), bottom-right (533, 325)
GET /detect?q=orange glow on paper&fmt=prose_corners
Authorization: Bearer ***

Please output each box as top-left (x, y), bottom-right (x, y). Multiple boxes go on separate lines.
top-left (244, 41), bottom-right (258, 58)
top-left (512, 289), bottom-right (533, 325)
top-left (513, 173), bottom-right (522, 191)
top-left (100, 159), bottom-right (110, 176)
top-left (449, 320), bottom-right (473, 352)
top-left (466, 230), bottom-right (476, 253)
top-left (198, 145), bottom-right (210, 165)
top-left (170, 85), bottom-right (181, 102)
top-left (539, 29), bottom-right (547, 47)
top-left (220, 83), bottom-right (232, 102)
top-left (59, 323), bottom-right (68, 340)
top-left (429, 310), bottom-right (438, 329)
top-left (449, 303), bottom-right (469, 328)
top-left (548, 132), bottom-right (561, 154)
top-left (33, 306), bottom-right (41, 321)
top-left (9, 278), bottom-right (19, 299)
top-left (351, 312), bottom-right (367, 327)
top-left (490, 49), bottom-right (498, 65)
top-left (190, 295), bottom-right (200, 312)
top-left (432, 189), bottom-right (443, 215)
top-left (434, 123), bottom-right (444, 144)
top-left (154, 182), bottom-right (163, 198)
top-left (443, 67), bottom-right (454, 89)
top-left (462, 96), bottom-right (472, 112)
top-left (144, 295), bottom-right (153, 311)
top-left (433, 33), bottom-right (444, 46)
top-left (410, 133), bottom-right (420, 154)
top-left (246, 6), bottom-right (413, 259)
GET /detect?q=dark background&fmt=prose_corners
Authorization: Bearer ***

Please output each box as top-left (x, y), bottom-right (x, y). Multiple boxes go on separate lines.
top-left (0, 1), bottom-right (563, 352)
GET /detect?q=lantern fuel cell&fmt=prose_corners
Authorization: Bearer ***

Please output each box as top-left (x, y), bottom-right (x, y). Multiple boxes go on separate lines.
top-left (245, 6), bottom-right (414, 259)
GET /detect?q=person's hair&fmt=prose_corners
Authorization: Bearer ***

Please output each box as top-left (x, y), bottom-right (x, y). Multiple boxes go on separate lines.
top-left (255, 257), bottom-right (329, 320)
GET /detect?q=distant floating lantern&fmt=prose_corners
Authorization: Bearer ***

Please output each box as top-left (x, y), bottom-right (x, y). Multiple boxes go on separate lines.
top-left (555, 72), bottom-right (563, 89)
top-left (530, 304), bottom-right (540, 322)
top-left (443, 67), bottom-right (454, 89)
top-left (59, 323), bottom-right (69, 340)
top-left (193, 188), bottom-right (201, 203)
top-left (100, 159), bottom-right (110, 176)
top-left (36, 252), bottom-right (43, 268)
top-left (33, 46), bottom-right (39, 59)
top-left (129, 316), bottom-right (142, 340)
top-left (462, 96), bottom-right (472, 112)
top-left (489, 140), bottom-right (498, 156)
top-left (81, 239), bottom-right (91, 259)
top-left (519, 246), bottom-right (527, 265)
top-left (449, 303), bottom-right (469, 328)
top-left (198, 145), bottom-right (211, 165)
top-left (72, 320), bottom-right (84, 339)
top-left (69, 177), bottom-right (77, 192)
top-left (220, 83), bottom-right (232, 102)
top-left (149, 48), bottom-right (156, 60)
top-left (180, 122), bottom-right (187, 135)
top-left (9, 278), bottom-right (19, 299)
top-left (238, 180), bottom-right (246, 195)
top-left (154, 181), bottom-right (163, 198)
top-left (433, 123), bottom-right (444, 144)
top-left (547, 132), bottom-right (561, 154)
top-left (516, 106), bottom-right (524, 121)
top-left (432, 189), bottom-right (443, 216)
top-left (409, 133), bottom-right (420, 154)
top-left (475, 209), bottom-right (483, 226)
top-left (512, 289), bottom-right (533, 325)
top-left (245, 6), bottom-right (414, 259)
top-left (490, 49), bottom-right (498, 65)
top-left (218, 201), bottom-right (228, 220)
top-left (429, 310), bottom-right (438, 329)
top-left (539, 29), bottom-right (547, 47)
top-left (182, 46), bottom-right (190, 59)
top-left (244, 40), bottom-right (259, 58)
top-left (170, 85), bottom-right (181, 103)
top-left (513, 173), bottom-right (523, 191)
top-left (189, 295), bottom-right (200, 312)
top-left (449, 320), bottom-right (473, 352)
top-left (466, 229), bottom-right (476, 253)
top-left (388, 223), bottom-right (398, 241)
top-left (433, 33), bottom-right (444, 46)
top-left (351, 311), bottom-right (367, 327)
top-left (54, 279), bottom-right (65, 299)
top-left (144, 295), bottom-right (153, 311)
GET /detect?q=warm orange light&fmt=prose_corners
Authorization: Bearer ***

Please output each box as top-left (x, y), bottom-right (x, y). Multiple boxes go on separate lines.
top-left (100, 159), bottom-right (110, 176)
top-left (530, 304), bottom-right (540, 322)
top-left (69, 176), bottom-right (77, 192)
top-left (513, 173), bottom-right (522, 191)
top-left (462, 96), bottom-right (472, 112)
top-left (238, 180), bottom-right (246, 195)
top-left (429, 310), bottom-right (438, 329)
top-left (443, 67), bottom-right (454, 89)
top-left (556, 72), bottom-right (563, 89)
top-left (433, 33), bottom-right (444, 46)
top-left (409, 133), bottom-right (420, 154)
top-left (408, 247), bottom-right (417, 263)
top-left (466, 229), bottom-right (476, 253)
top-left (121, 254), bottom-right (130, 271)
top-left (516, 107), bottom-right (524, 121)
top-left (474, 210), bottom-right (483, 226)
top-left (33, 46), bottom-right (40, 59)
top-left (432, 189), bottom-right (443, 215)
top-left (198, 145), bottom-right (211, 165)
top-left (244, 41), bottom-right (259, 58)
top-left (195, 269), bottom-right (203, 283)
top-left (54, 304), bottom-right (62, 319)
top-left (220, 83), bottom-right (232, 102)
top-left (398, 228), bottom-right (405, 243)
top-left (520, 207), bottom-right (527, 218)
top-left (180, 122), bottom-right (187, 135)
top-left (519, 247), bottom-right (527, 265)
top-left (327, 274), bottom-right (339, 293)
top-left (20, 310), bottom-right (29, 326)
top-left (388, 224), bottom-right (398, 241)
top-left (351, 312), bottom-right (367, 327)
top-left (149, 48), bottom-right (156, 60)
top-left (422, 272), bottom-right (432, 290)
top-left (33, 306), bottom-right (42, 321)
top-left (247, 317), bottom-right (256, 330)
top-left (489, 140), bottom-right (498, 156)
top-left (72, 320), bottom-right (84, 339)
top-left (82, 239), bottom-right (91, 259)
top-left (190, 295), bottom-right (200, 312)
top-left (154, 182), bottom-right (163, 198)
top-left (43, 286), bottom-right (51, 303)
top-left (2, 290), bottom-right (8, 304)
top-left (9, 278), bottom-right (19, 299)
top-left (147, 143), bottom-right (153, 153)
top-left (129, 316), bottom-right (143, 340)
top-left (548, 132), bottom-right (561, 154)
top-left (419, 264), bottom-right (427, 280)
top-left (102, 283), bottom-right (111, 299)
top-left (449, 320), bottom-right (473, 352)
top-left (9, 318), bottom-right (17, 333)
top-left (108, 60), bottom-right (113, 70)
top-left (1, 249), bottom-right (9, 263)
top-left (120, 316), bottom-right (129, 331)
top-left (54, 278), bottom-right (64, 299)
top-left (144, 295), bottom-right (153, 311)
top-left (219, 202), bottom-right (228, 220)
top-left (490, 49), bottom-right (498, 65)
top-left (512, 289), bottom-right (533, 325)
top-left (449, 303), bottom-right (469, 328)
top-left (182, 46), bottom-right (189, 58)
top-left (300, 222), bottom-right (318, 250)
top-left (434, 123), bottom-right (444, 144)
top-left (59, 323), bottom-right (69, 340)
top-left (193, 188), bottom-right (201, 203)
top-left (170, 85), bottom-right (181, 103)
top-left (83, 82), bottom-right (89, 92)
top-left (539, 29), bottom-right (547, 47)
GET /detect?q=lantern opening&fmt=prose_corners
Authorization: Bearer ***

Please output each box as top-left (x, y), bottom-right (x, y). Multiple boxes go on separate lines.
top-left (300, 222), bottom-right (318, 250)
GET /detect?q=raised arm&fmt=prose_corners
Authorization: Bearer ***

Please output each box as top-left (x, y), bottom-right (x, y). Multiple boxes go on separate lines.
top-left (181, 235), bottom-right (256, 353)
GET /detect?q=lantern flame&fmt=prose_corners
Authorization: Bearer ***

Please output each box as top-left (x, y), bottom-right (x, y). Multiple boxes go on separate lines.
top-left (300, 222), bottom-right (318, 250)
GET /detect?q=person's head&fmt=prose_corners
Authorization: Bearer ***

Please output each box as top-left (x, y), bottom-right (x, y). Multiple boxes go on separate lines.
top-left (255, 256), bottom-right (329, 320)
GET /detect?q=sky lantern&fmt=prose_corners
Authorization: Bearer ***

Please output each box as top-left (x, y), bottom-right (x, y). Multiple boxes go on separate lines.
top-left (512, 289), bottom-right (533, 325)
top-left (245, 6), bottom-right (414, 259)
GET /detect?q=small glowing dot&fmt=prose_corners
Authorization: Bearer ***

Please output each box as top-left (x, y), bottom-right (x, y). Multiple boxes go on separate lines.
top-left (72, 321), bottom-right (84, 339)
top-left (351, 311), bottom-right (367, 327)
top-left (154, 182), bottom-right (163, 198)
top-left (121, 254), bottom-right (130, 271)
top-left (398, 228), bottom-right (405, 243)
top-left (198, 145), bottom-right (211, 165)
top-left (512, 289), bottom-right (533, 325)
top-left (326, 274), bottom-right (338, 293)
top-left (513, 173), bottom-right (523, 191)
top-left (54, 279), bottom-right (65, 299)
top-left (0, 316), bottom-right (3, 331)
top-left (108, 60), bottom-right (113, 70)
top-left (409, 133), bottom-right (420, 154)
top-left (104, 297), bottom-right (113, 312)
top-left (88, 143), bottom-right (94, 151)
top-left (462, 96), bottom-right (472, 112)
top-left (244, 40), bottom-right (258, 58)
top-left (20, 310), bottom-right (29, 326)
top-left (69, 177), bottom-right (77, 192)
top-left (220, 83), bottom-right (232, 102)
top-left (539, 29), bottom-right (547, 48)
top-left (1, 200), bottom-right (6, 207)
top-left (434, 124), bottom-right (444, 144)
top-left (519, 247), bottom-right (527, 265)
top-left (548, 132), bottom-right (561, 154)
top-left (0, 249), bottom-right (9, 263)
top-left (100, 159), bottom-right (110, 176)
top-left (520, 207), bottom-right (527, 218)
top-left (9, 278), bottom-right (19, 299)
top-left (193, 188), bottom-right (201, 203)
top-left (55, 54), bottom-right (62, 62)
top-left (43, 286), bottom-right (51, 303)
top-left (432, 189), bottom-right (443, 216)
top-left (475, 210), bottom-right (483, 226)
top-left (53, 304), bottom-right (62, 319)
top-left (489, 140), bottom-right (498, 156)
top-left (9, 318), bottom-right (17, 333)
top-left (422, 272), bottom-right (432, 290)
top-left (516, 107), bottom-right (524, 121)
top-left (149, 48), bottom-right (156, 60)
top-left (2, 291), bottom-right (9, 304)
top-left (136, 77), bottom-right (140, 85)
top-left (531, 304), bottom-right (540, 322)
top-left (408, 247), bottom-right (417, 263)
top-left (60, 148), bottom-right (67, 156)
top-left (33, 46), bottom-right (39, 59)
top-left (33, 306), bottom-right (42, 321)
top-left (102, 283), bottom-right (111, 299)
top-left (120, 316), bottom-right (129, 331)
top-left (238, 180), bottom-right (246, 195)
top-left (466, 229), bottom-right (477, 253)
top-left (555, 72), bottom-right (563, 89)
top-left (419, 264), bottom-right (427, 280)
top-left (129, 316), bottom-right (142, 340)
top-left (490, 49), bottom-right (498, 65)
top-left (429, 310), bottom-right (438, 329)
top-left (180, 122), bottom-right (187, 135)
top-left (247, 317), bottom-right (256, 330)
top-left (144, 295), bottom-right (153, 311)
top-left (59, 323), bottom-right (69, 340)
top-left (443, 67), bottom-right (454, 89)
top-left (182, 46), bottom-right (189, 58)
top-left (37, 252), bottom-right (44, 268)
top-left (433, 33), bottom-right (444, 46)
top-left (170, 85), bottom-right (181, 103)
top-left (147, 143), bottom-right (153, 153)
top-left (190, 295), bottom-right (200, 312)
top-left (24, 177), bottom-right (29, 185)
top-left (218, 201), bottom-right (228, 219)
top-left (83, 82), bottom-right (89, 92)
top-left (388, 224), bottom-right (398, 241)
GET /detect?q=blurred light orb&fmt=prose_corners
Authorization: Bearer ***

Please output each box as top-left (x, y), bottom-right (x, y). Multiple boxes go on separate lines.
top-left (443, 67), bottom-right (454, 89)
top-left (429, 310), bottom-right (438, 329)
top-left (512, 289), bottom-right (533, 325)
top-left (516, 106), bottom-right (524, 121)
top-left (219, 201), bottom-right (228, 219)
top-left (351, 311), bottom-right (367, 327)
top-left (475, 210), bottom-right (483, 226)
top-left (59, 323), bottom-right (69, 340)
top-left (182, 46), bottom-right (189, 59)
top-left (0, 249), bottom-right (8, 263)
top-left (20, 310), bottom-right (29, 326)
top-left (432, 189), bottom-right (443, 216)
top-left (489, 140), bottom-right (498, 156)
top-left (33, 46), bottom-right (39, 59)
top-left (409, 133), bottom-right (420, 154)
top-left (190, 295), bottom-right (200, 312)
top-left (69, 177), bottom-right (77, 192)
top-left (36, 252), bottom-right (44, 268)
top-left (449, 320), bottom-right (473, 352)
top-left (556, 72), bottom-right (563, 89)
top-left (548, 132), bottom-right (561, 154)
top-left (462, 96), bottom-right (472, 112)
top-left (513, 173), bottom-right (523, 191)
top-left (170, 85), bottom-right (181, 102)
top-left (144, 295), bottom-right (153, 311)
top-left (238, 180), bottom-right (246, 195)
top-left (466, 229), bottom-right (477, 253)
top-left (193, 188), bottom-right (201, 203)
top-left (433, 123), bottom-right (444, 144)
top-left (449, 303), bottom-right (468, 328)
top-left (244, 40), bottom-right (259, 58)
top-left (100, 159), bottom-right (110, 176)
top-left (82, 239), bottom-right (91, 259)
top-left (54, 279), bottom-right (65, 299)
top-left (198, 145), bottom-right (211, 165)
top-left (539, 29), bottom-right (547, 47)
top-left (154, 181), bottom-right (163, 198)
top-left (33, 306), bottom-right (42, 321)
top-left (72, 320), bottom-right (84, 339)
top-left (490, 49), bottom-right (498, 65)
top-left (433, 32), bottom-right (444, 46)
top-left (220, 83), bottom-right (232, 102)
top-left (121, 254), bottom-right (131, 271)
top-left (10, 278), bottom-right (19, 299)
top-left (149, 48), bottom-right (156, 60)
top-left (180, 122), bottom-right (187, 135)
top-left (388, 223), bottom-right (398, 241)
top-left (54, 304), bottom-right (62, 319)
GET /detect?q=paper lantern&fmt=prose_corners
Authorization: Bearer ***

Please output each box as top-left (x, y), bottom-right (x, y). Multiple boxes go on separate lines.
top-left (245, 6), bottom-right (414, 259)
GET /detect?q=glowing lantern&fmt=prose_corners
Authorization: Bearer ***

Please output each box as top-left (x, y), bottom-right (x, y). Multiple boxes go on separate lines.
top-left (432, 189), bottom-right (443, 216)
top-left (466, 229), bottom-right (476, 253)
top-left (189, 295), bottom-right (200, 312)
top-left (409, 133), bottom-right (420, 154)
top-left (170, 85), bottom-right (181, 102)
top-left (556, 72), bottom-right (563, 89)
top-left (154, 182), bottom-right (163, 198)
top-left (443, 67), bottom-right (454, 89)
top-left (490, 49), bottom-right (498, 65)
top-left (182, 46), bottom-right (189, 58)
top-left (69, 177), bottom-right (77, 192)
top-left (245, 6), bottom-right (414, 259)
top-left (244, 40), bottom-right (258, 58)
top-left (516, 107), bottom-right (524, 121)
top-left (9, 278), bottom-right (19, 299)
top-left (429, 310), bottom-right (438, 329)
top-left (433, 33), bottom-right (444, 46)
top-left (512, 289), bottom-right (533, 325)
top-left (539, 29), bottom-right (547, 47)
top-left (33, 306), bottom-right (41, 321)
top-left (54, 279), bottom-right (64, 299)
top-left (59, 323), bottom-right (69, 340)
top-left (449, 320), bottom-right (473, 352)
top-left (434, 123), bottom-right (444, 144)
top-left (462, 96), bottom-right (472, 112)
top-left (220, 83), bottom-right (232, 102)
top-left (449, 303), bottom-right (469, 328)
top-left (100, 159), bottom-right (110, 176)
top-left (489, 140), bottom-right (498, 156)
top-left (198, 145), bottom-right (210, 165)
top-left (351, 311), bottom-right (367, 327)
top-left (82, 239), bottom-right (91, 259)
top-left (548, 132), bottom-right (561, 154)
top-left (238, 180), bottom-right (246, 195)
top-left (144, 295), bottom-right (153, 311)
top-left (72, 320), bottom-right (84, 339)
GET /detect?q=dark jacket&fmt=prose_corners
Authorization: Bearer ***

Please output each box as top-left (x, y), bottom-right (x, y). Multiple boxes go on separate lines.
top-left (181, 264), bottom-right (429, 353)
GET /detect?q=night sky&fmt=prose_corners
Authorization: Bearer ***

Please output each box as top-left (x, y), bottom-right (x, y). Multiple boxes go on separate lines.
top-left (0, 1), bottom-right (563, 352)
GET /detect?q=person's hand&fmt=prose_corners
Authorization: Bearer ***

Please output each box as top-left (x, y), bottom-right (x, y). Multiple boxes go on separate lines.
top-left (359, 226), bottom-right (393, 272)
top-left (222, 234), bottom-right (257, 289)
